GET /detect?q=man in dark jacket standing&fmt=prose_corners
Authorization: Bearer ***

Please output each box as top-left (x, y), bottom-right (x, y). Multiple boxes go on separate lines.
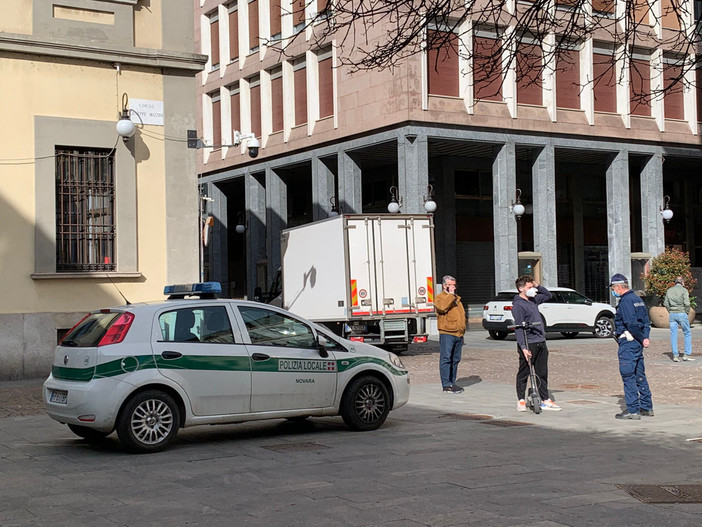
top-left (435, 275), bottom-right (466, 394)
top-left (512, 275), bottom-right (561, 411)
top-left (610, 273), bottom-right (653, 420)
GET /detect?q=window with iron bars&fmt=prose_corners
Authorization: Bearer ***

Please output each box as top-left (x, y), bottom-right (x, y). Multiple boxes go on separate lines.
top-left (55, 147), bottom-right (116, 272)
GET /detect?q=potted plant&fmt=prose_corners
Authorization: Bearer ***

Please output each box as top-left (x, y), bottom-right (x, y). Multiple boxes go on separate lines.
top-left (642, 248), bottom-right (698, 328)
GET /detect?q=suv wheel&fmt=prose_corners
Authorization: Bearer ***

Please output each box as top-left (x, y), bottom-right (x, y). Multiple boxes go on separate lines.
top-left (593, 315), bottom-right (614, 338)
top-left (340, 375), bottom-right (390, 431)
top-left (117, 390), bottom-right (180, 454)
top-left (488, 330), bottom-right (508, 340)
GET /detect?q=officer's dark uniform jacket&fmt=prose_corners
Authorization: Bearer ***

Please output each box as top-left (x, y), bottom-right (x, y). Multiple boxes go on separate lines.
top-left (614, 290), bottom-right (650, 344)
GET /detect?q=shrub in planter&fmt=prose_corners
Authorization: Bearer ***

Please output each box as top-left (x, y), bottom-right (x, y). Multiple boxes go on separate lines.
top-left (642, 248), bottom-right (697, 327)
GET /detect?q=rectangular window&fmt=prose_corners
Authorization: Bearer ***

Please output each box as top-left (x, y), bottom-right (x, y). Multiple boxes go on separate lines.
top-left (294, 0), bottom-right (306, 30)
top-left (664, 63), bottom-right (684, 120)
top-left (634, 0), bottom-right (650, 25)
top-left (517, 43), bottom-right (542, 105)
top-left (630, 57), bottom-right (651, 117)
top-left (592, 0), bottom-right (615, 13)
top-left (317, 0), bottom-right (329, 17)
top-left (662, 0), bottom-right (681, 29)
top-left (228, 3), bottom-right (239, 61)
top-left (249, 0), bottom-right (259, 52)
top-left (249, 75), bottom-right (262, 137)
top-left (55, 147), bottom-right (115, 272)
top-left (270, 0), bottom-right (281, 38)
top-left (318, 48), bottom-right (334, 118)
top-left (556, 49), bottom-right (580, 109)
top-left (293, 58), bottom-right (307, 125)
top-left (270, 68), bottom-right (284, 132)
top-left (211, 92), bottom-right (222, 147)
top-left (593, 50), bottom-right (616, 113)
top-left (473, 35), bottom-right (501, 101)
top-left (210, 12), bottom-right (220, 69)
top-left (229, 83), bottom-right (241, 135)
top-left (427, 30), bottom-right (459, 97)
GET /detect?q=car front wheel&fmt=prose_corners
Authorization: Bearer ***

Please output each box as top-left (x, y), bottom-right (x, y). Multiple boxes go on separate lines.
top-left (117, 390), bottom-right (180, 454)
top-left (488, 330), bottom-right (508, 340)
top-left (340, 376), bottom-right (390, 431)
top-left (594, 315), bottom-right (614, 338)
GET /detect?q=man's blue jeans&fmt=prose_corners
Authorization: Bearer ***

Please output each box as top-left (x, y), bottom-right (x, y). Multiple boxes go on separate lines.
top-left (669, 312), bottom-right (692, 357)
top-left (618, 340), bottom-right (652, 414)
top-left (439, 334), bottom-right (463, 387)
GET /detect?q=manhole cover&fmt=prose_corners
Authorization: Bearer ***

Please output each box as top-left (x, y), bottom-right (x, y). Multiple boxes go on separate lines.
top-left (479, 419), bottom-right (533, 428)
top-left (262, 442), bottom-right (330, 453)
top-left (438, 413), bottom-right (493, 421)
top-left (561, 384), bottom-right (601, 389)
top-left (568, 400), bottom-right (602, 405)
top-left (617, 484), bottom-right (702, 503)
top-left (682, 386), bottom-right (702, 391)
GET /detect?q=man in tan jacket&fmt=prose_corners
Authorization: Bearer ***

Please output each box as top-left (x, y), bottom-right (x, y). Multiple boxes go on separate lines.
top-left (434, 275), bottom-right (467, 393)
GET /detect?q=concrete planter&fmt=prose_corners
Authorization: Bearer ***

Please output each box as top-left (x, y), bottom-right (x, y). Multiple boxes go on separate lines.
top-left (649, 306), bottom-right (696, 328)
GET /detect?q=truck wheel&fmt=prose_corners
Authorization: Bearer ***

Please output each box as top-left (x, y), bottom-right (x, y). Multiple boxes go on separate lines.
top-left (68, 424), bottom-right (110, 442)
top-left (488, 330), bottom-right (508, 340)
top-left (593, 315), bottom-right (614, 338)
top-left (117, 390), bottom-right (180, 454)
top-left (340, 376), bottom-right (390, 431)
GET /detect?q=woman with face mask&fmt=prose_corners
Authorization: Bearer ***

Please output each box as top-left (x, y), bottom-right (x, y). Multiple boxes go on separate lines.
top-left (512, 275), bottom-right (561, 412)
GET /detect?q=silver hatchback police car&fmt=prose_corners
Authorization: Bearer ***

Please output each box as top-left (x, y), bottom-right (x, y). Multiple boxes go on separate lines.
top-left (43, 283), bottom-right (410, 453)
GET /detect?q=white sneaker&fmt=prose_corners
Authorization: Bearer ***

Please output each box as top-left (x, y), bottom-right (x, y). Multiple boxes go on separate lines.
top-left (540, 399), bottom-right (562, 411)
top-left (683, 356), bottom-right (695, 361)
top-left (517, 399), bottom-right (527, 412)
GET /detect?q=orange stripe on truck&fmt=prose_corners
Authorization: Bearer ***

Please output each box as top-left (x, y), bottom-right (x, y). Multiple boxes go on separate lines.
top-left (351, 279), bottom-right (358, 306)
top-left (427, 277), bottom-right (434, 303)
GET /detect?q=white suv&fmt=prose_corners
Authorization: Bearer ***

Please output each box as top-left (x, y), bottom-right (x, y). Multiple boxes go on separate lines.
top-left (482, 287), bottom-right (615, 340)
top-left (44, 283), bottom-right (410, 453)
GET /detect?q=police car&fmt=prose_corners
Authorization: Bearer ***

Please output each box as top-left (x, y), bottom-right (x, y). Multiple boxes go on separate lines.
top-left (43, 283), bottom-right (410, 453)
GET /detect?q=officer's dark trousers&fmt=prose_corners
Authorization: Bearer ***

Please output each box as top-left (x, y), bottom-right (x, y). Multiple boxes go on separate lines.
top-left (618, 340), bottom-right (652, 414)
top-left (516, 341), bottom-right (549, 401)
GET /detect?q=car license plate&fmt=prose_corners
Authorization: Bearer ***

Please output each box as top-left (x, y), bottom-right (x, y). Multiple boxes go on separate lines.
top-left (489, 315), bottom-right (502, 321)
top-left (50, 389), bottom-right (68, 404)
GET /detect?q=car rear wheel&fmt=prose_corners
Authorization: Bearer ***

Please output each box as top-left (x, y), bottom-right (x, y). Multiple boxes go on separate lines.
top-left (67, 424), bottom-right (110, 442)
top-left (117, 390), bottom-right (180, 454)
top-left (594, 315), bottom-right (614, 338)
top-left (561, 332), bottom-right (579, 338)
top-left (488, 330), bottom-right (508, 340)
top-left (340, 376), bottom-right (390, 431)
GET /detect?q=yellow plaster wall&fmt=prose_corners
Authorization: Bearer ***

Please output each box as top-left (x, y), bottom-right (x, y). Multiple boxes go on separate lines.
top-left (134, 0), bottom-right (163, 49)
top-left (0, 55), bottom-right (170, 313)
top-left (0, 0), bottom-right (32, 34)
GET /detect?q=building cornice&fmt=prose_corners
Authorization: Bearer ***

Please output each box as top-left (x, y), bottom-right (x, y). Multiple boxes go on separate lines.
top-left (0, 32), bottom-right (207, 72)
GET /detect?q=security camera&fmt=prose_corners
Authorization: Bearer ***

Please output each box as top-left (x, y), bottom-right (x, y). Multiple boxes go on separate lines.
top-left (248, 137), bottom-right (260, 158)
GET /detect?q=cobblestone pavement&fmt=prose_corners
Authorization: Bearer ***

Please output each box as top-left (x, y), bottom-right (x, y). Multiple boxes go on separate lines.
top-left (1, 326), bottom-right (700, 418)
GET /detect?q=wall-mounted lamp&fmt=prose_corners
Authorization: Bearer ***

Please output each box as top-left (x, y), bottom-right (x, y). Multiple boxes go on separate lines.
top-left (511, 188), bottom-right (526, 219)
top-left (235, 211), bottom-right (247, 234)
top-left (423, 184), bottom-right (437, 213)
top-left (660, 195), bottom-right (674, 223)
top-left (329, 196), bottom-right (340, 217)
top-left (116, 93), bottom-right (136, 142)
top-left (187, 129), bottom-right (260, 158)
top-left (388, 186), bottom-right (402, 213)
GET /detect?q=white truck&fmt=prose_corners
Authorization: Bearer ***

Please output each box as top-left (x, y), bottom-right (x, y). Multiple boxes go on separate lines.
top-left (274, 214), bottom-right (437, 352)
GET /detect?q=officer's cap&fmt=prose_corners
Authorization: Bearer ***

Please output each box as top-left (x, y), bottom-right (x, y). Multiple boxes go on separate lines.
top-left (608, 273), bottom-right (628, 286)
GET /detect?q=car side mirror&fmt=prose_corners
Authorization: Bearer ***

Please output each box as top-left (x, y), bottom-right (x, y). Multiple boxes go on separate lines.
top-left (585, 299), bottom-right (592, 306)
top-left (316, 334), bottom-right (329, 358)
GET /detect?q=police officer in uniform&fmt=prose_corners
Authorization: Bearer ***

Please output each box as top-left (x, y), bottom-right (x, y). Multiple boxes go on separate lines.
top-left (610, 273), bottom-right (653, 420)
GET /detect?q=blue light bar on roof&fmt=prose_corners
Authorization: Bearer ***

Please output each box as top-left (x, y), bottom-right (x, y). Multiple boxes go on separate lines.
top-left (163, 282), bottom-right (222, 296)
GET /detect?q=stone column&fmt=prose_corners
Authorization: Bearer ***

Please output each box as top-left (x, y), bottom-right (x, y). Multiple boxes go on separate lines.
top-left (312, 155), bottom-right (336, 220)
top-left (338, 148), bottom-right (362, 213)
top-left (206, 182), bottom-right (228, 287)
top-left (606, 150), bottom-right (631, 281)
top-left (570, 174), bottom-right (586, 292)
top-left (434, 158), bottom-right (457, 282)
top-left (397, 133), bottom-right (429, 213)
top-left (493, 141), bottom-right (519, 291)
top-left (246, 172), bottom-right (267, 299)
top-left (532, 143), bottom-right (558, 287)
top-left (266, 168), bottom-right (287, 286)
top-left (639, 154), bottom-right (665, 258)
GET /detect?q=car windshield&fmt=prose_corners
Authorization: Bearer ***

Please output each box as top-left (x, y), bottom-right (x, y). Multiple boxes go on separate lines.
top-left (61, 312), bottom-right (121, 347)
top-left (493, 292), bottom-right (517, 301)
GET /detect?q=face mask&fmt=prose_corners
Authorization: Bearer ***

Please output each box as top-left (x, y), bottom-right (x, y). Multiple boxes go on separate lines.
top-left (611, 290), bottom-right (620, 298)
top-left (525, 287), bottom-right (538, 298)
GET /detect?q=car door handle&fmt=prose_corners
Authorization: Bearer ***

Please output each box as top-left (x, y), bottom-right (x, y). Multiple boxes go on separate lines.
top-left (161, 351), bottom-right (183, 360)
top-left (252, 353), bottom-right (270, 361)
